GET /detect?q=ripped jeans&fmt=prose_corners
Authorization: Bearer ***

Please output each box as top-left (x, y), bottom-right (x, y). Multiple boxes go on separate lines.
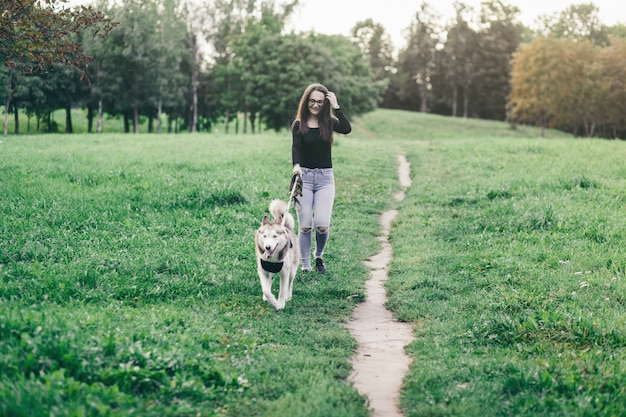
top-left (295, 167), bottom-right (335, 270)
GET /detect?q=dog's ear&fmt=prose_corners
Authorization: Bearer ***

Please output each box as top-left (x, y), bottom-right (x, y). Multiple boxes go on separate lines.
top-left (262, 214), bottom-right (269, 225)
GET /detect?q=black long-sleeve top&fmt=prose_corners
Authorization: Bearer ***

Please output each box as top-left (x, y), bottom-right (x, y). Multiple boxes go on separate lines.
top-left (291, 108), bottom-right (351, 169)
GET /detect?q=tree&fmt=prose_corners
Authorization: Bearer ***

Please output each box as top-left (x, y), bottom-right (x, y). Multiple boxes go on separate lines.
top-left (508, 36), bottom-right (566, 136)
top-left (206, 0), bottom-right (299, 133)
top-left (535, 2), bottom-right (609, 45)
top-left (1, 0), bottom-right (114, 135)
top-left (557, 41), bottom-right (604, 137)
top-left (597, 38), bottom-right (626, 138)
top-left (471, 0), bottom-right (523, 120)
top-left (0, 0), bottom-right (115, 74)
top-left (313, 34), bottom-right (381, 117)
top-left (509, 33), bottom-right (626, 139)
top-left (398, 2), bottom-right (440, 113)
top-left (40, 63), bottom-right (85, 133)
top-left (439, 2), bottom-right (477, 118)
top-left (229, 31), bottom-right (378, 131)
top-left (351, 19), bottom-right (395, 83)
top-left (87, 0), bottom-right (176, 134)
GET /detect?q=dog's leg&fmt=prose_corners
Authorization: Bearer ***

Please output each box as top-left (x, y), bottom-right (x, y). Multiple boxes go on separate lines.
top-left (258, 267), bottom-right (278, 308)
top-left (287, 268), bottom-right (295, 301)
top-left (287, 249), bottom-right (298, 301)
top-left (276, 270), bottom-right (290, 309)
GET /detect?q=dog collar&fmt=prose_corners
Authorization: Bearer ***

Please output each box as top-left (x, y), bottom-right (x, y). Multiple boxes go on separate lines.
top-left (261, 259), bottom-right (284, 273)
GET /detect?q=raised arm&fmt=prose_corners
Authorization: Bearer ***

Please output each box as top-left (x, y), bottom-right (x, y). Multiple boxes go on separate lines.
top-left (333, 108), bottom-right (351, 134)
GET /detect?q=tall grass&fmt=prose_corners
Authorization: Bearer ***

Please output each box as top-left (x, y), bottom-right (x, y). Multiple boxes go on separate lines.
top-left (2, 108), bottom-right (625, 416)
top-left (384, 133), bottom-right (626, 416)
top-left (1, 130), bottom-right (397, 416)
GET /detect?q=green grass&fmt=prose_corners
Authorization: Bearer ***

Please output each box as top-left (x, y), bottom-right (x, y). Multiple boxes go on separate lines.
top-left (384, 133), bottom-right (626, 416)
top-left (2, 108), bottom-right (625, 416)
top-left (0, 127), bottom-right (397, 416)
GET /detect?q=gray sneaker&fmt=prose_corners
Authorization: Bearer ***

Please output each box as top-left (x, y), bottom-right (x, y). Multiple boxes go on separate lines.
top-left (315, 257), bottom-right (326, 274)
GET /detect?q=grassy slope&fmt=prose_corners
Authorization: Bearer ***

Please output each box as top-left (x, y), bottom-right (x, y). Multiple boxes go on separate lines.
top-left (2, 108), bottom-right (626, 416)
top-left (359, 111), bottom-right (626, 416)
top-left (0, 127), bottom-right (398, 416)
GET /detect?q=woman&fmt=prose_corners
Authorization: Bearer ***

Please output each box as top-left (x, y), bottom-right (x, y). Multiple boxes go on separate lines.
top-left (291, 83), bottom-right (352, 274)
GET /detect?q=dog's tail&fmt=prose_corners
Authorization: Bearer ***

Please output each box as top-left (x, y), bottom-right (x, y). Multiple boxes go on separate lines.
top-left (269, 199), bottom-right (294, 230)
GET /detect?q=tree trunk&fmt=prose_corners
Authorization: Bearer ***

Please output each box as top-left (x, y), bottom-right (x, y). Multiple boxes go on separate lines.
top-left (463, 94), bottom-right (469, 118)
top-left (250, 113), bottom-right (256, 134)
top-left (189, 34), bottom-right (199, 133)
top-left (191, 77), bottom-right (198, 133)
top-left (452, 86), bottom-right (458, 117)
top-left (243, 103), bottom-right (248, 134)
top-left (224, 109), bottom-right (230, 134)
top-left (124, 113), bottom-right (130, 133)
top-left (3, 103), bottom-right (7, 136)
top-left (148, 115), bottom-right (153, 133)
top-left (3, 68), bottom-right (12, 136)
top-left (462, 85), bottom-right (469, 118)
top-left (97, 100), bottom-right (103, 133)
top-left (13, 106), bottom-right (19, 134)
top-left (157, 96), bottom-right (162, 134)
top-left (65, 104), bottom-right (73, 133)
top-left (133, 106), bottom-right (139, 134)
top-left (87, 105), bottom-right (94, 133)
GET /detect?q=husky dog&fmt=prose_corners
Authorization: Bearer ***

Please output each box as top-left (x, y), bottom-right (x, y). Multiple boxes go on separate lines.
top-left (255, 199), bottom-right (300, 309)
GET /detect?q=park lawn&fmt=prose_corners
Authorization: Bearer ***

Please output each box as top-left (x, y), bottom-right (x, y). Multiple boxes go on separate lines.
top-left (0, 125), bottom-right (398, 416)
top-left (380, 128), bottom-right (626, 414)
top-left (3, 108), bottom-right (626, 416)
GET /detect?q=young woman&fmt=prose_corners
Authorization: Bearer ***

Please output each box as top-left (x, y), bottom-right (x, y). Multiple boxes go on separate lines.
top-left (291, 83), bottom-right (352, 274)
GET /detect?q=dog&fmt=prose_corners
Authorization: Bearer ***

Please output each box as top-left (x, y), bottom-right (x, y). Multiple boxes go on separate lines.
top-left (255, 199), bottom-right (300, 309)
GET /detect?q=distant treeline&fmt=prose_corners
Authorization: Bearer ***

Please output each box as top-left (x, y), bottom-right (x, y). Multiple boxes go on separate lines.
top-left (2, 0), bottom-right (626, 138)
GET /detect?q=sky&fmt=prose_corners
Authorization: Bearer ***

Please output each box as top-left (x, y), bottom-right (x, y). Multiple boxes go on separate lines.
top-left (65, 0), bottom-right (626, 51)
top-left (287, 0), bottom-right (626, 50)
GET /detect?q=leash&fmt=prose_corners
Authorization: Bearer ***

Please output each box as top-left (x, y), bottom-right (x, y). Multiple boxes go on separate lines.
top-left (281, 173), bottom-right (301, 226)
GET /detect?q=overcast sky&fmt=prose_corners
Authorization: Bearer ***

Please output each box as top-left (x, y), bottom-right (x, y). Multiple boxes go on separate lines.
top-left (288, 0), bottom-right (626, 49)
top-left (66, 0), bottom-right (626, 50)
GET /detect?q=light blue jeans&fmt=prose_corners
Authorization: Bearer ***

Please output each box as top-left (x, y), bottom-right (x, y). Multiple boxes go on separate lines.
top-left (296, 168), bottom-right (335, 270)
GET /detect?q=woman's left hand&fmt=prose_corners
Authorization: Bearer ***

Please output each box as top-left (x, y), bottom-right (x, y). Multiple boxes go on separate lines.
top-left (326, 92), bottom-right (340, 109)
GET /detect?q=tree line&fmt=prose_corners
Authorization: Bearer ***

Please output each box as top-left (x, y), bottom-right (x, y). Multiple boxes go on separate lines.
top-left (2, 0), bottom-right (626, 138)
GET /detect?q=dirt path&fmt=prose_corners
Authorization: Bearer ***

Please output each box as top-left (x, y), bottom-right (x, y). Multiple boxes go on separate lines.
top-left (345, 154), bottom-right (413, 417)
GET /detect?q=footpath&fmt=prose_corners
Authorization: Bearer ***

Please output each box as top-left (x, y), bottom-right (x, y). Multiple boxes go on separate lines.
top-left (345, 155), bottom-right (413, 417)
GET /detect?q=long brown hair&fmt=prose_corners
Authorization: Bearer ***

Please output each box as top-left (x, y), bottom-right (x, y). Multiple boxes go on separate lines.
top-left (292, 83), bottom-right (338, 143)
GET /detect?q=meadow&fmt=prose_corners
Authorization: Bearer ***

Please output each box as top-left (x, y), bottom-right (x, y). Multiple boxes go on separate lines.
top-left (2, 109), bottom-right (626, 416)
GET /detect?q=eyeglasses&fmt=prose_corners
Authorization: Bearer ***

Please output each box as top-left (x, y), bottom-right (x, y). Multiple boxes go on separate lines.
top-left (308, 99), bottom-right (325, 107)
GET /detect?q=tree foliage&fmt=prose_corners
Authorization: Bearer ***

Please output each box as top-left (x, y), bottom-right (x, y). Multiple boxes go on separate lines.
top-left (398, 1), bottom-right (440, 113)
top-left (437, 2), bottom-right (478, 118)
top-left (351, 18), bottom-right (395, 83)
top-left (471, 0), bottom-right (523, 120)
top-left (509, 35), bottom-right (626, 138)
top-left (0, 0), bottom-right (115, 74)
top-left (536, 2), bottom-right (609, 45)
top-left (509, 36), bottom-right (569, 135)
top-left (599, 38), bottom-right (626, 137)
top-left (3, 0), bottom-right (626, 139)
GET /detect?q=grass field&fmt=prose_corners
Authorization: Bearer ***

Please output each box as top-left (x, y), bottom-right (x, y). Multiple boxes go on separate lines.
top-left (2, 109), bottom-right (626, 416)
